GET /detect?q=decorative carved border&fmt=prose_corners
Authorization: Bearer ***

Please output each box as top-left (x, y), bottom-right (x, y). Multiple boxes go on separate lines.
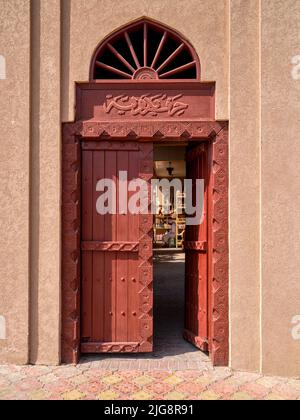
top-left (210, 123), bottom-right (229, 366)
top-left (81, 241), bottom-right (139, 252)
top-left (62, 125), bottom-right (81, 364)
top-left (79, 120), bottom-right (221, 140)
top-left (61, 120), bottom-right (228, 366)
top-left (137, 143), bottom-right (154, 352)
top-left (81, 342), bottom-right (140, 353)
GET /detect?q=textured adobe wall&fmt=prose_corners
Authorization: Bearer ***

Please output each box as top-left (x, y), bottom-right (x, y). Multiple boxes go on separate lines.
top-left (261, 0), bottom-right (300, 377)
top-left (0, 0), bottom-right (30, 364)
top-left (29, 0), bottom-right (62, 365)
top-left (229, 0), bottom-right (261, 372)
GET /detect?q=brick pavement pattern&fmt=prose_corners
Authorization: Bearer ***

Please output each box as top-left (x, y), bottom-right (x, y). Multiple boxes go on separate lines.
top-left (0, 364), bottom-right (299, 400)
top-left (1, 252), bottom-right (299, 400)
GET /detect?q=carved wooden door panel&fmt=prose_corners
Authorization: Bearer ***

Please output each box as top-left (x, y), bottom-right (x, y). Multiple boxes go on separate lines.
top-left (184, 143), bottom-right (209, 352)
top-left (80, 141), bottom-right (153, 353)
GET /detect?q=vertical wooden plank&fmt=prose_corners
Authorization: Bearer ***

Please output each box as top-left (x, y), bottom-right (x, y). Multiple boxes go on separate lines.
top-left (92, 151), bottom-right (105, 341)
top-left (207, 142), bottom-right (214, 354)
top-left (128, 151), bottom-right (140, 341)
top-left (192, 254), bottom-right (197, 335)
top-left (82, 151), bottom-right (93, 240)
top-left (116, 151), bottom-right (129, 341)
top-left (104, 151), bottom-right (117, 342)
top-left (104, 252), bottom-right (116, 342)
top-left (116, 253), bottom-right (128, 341)
top-left (116, 151), bottom-right (129, 240)
top-left (195, 151), bottom-right (201, 337)
top-left (104, 151), bottom-right (117, 242)
top-left (185, 253), bottom-right (190, 332)
top-left (93, 151), bottom-right (105, 241)
top-left (199, 253), bottom-right (207, 339)
top-left (184, 144), bottom-right (209, 349)
top-left (199, 148), bottom-right (208, 340)
top-left (81, 151), bottom-right (93, 339)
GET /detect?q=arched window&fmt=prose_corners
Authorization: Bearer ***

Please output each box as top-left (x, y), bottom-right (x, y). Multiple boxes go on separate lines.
top-left (90, 18), bottom-right (200, 80)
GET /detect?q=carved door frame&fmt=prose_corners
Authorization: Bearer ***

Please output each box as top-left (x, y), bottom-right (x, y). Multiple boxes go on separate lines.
top-left (61, 81), bottom-right (229, 366)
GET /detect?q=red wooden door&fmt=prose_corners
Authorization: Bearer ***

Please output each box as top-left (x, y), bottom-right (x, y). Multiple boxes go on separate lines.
top-left (184, 143), bottom-right (209, 352)
top-left (80, 141), bottom-right (153, 353)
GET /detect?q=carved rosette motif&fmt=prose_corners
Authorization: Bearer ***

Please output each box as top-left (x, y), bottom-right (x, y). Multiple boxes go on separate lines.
top-left (210, 124), bottom-right (229, 366)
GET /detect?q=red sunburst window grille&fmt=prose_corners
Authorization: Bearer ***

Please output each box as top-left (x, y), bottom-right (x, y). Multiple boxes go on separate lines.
top-left (91, 20), bottom-right (200, 80)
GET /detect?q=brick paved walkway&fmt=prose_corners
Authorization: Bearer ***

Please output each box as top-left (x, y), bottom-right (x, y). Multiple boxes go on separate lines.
top-left (1, 252), bottom-right (299, 400)
top-left (0, 364), bottom-right (300, 400)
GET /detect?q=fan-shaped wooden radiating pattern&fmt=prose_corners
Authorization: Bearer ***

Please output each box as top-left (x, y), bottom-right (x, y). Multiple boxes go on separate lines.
top-left (91, 20), bottom-right (199, 80)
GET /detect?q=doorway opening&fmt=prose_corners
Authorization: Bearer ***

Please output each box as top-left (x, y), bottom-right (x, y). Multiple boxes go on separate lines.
top-left (153, 142), bottom-right (210, 358)
top-left (153, 145), bottom-right (188, 355)
top-left (78, 141), bottom-right (213, 369)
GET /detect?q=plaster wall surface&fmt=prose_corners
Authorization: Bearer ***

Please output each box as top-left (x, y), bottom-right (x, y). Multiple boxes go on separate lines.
top-left (29, 0), bottom-right (62, 365)
top-left (229, 0), bottom-right (261, 372)
top-left (261, 0), bottom-right (300, 377)
top-left (0, 0), bottom-right (30, 364)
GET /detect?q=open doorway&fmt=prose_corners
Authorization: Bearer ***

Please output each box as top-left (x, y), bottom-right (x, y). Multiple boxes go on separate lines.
top-left (78, 142), bottom-right (213, 369)
top-left (153, 146), bottom-right (187, 251)
top-left (152, 249), bottom-right (211, 368)
top-left (153, 145), bottom-right (189, 355)
top-left (153, 144), bottom-right (209, 356)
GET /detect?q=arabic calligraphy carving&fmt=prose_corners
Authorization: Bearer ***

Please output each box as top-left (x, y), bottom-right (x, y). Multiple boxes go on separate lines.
top-left (104, 94), bottom-right (189, 117)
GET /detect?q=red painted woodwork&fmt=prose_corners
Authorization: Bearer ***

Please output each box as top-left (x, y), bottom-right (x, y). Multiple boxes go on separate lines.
top-left (209, 126), bottom-right (229, 365)
top-left (184, 144), bottom-right (209, 352)
top-left (62, 119), bottom-right (228, 366)
top-left (62, 129), bottom-right (81, 364)
top-left (75, 81), bottom-right (215, 122)
top-left (62, 76), bottom-right (228, 366)
top-left (80, 141), bottom-right (153, 354)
